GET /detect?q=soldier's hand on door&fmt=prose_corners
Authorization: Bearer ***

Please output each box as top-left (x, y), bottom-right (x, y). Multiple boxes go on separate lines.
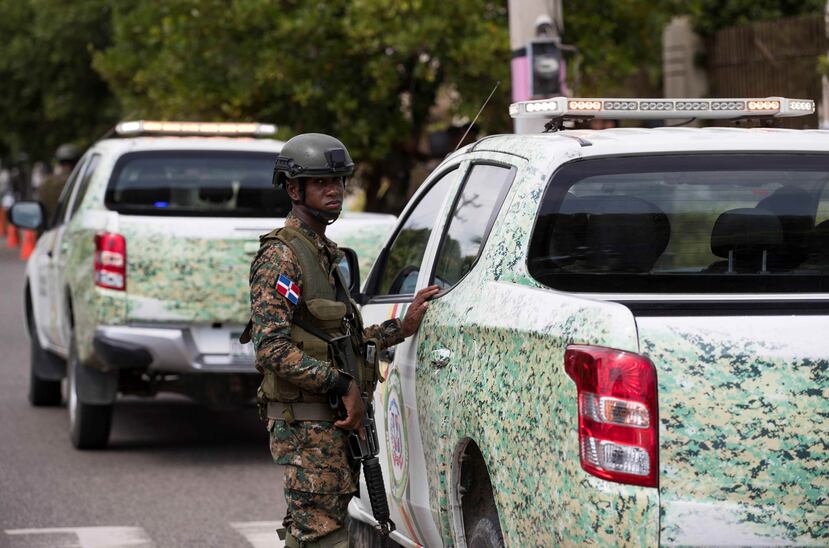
top-left (401, 285), bottom-right (440, 337)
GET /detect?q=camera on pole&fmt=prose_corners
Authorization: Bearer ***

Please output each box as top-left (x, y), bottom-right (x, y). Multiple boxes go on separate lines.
top-left (528, 15), bottom-right (562, 98)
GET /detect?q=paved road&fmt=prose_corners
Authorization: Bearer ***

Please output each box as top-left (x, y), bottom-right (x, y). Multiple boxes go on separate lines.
top-left (0, 245), bottom-right (287, 547)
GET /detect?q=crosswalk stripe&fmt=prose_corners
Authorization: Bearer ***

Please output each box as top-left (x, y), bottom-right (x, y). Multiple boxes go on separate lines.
top-left (229, 521), bottom-right (284, 548)
top-left (5, 527), bottom-right (154, 548)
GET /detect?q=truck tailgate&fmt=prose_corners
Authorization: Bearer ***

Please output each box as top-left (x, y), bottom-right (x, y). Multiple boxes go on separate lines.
top-left (118, 214), bottom-right (394, 324)
top-left (637, 315), bottom-right (828, 546)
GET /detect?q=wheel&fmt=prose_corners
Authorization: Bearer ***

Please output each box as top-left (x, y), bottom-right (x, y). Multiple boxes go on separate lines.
top-left (466, 512), bottom-right (505, 548)
top-left (27, 303), bottom-right (62, 406)
top-left (68, 335), bottom-right (113, 449)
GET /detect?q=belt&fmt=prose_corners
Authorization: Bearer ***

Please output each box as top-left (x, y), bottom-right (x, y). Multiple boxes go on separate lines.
top-left (267, 401), bottom-right (338, 422)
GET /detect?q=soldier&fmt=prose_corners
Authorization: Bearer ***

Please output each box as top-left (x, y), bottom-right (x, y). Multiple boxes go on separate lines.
top-left (38, 143), bottom-right (81, 223)
top-left (247, 133), bottom-right (439, 547)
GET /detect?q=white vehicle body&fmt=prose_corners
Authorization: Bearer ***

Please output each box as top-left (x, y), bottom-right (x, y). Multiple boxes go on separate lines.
top-left (350, 126), bottom-right (829, 546)
top-left (22, 132), bottom-right (396, 448)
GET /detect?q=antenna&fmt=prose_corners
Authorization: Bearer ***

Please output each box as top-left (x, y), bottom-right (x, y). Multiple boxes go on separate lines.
top-left (455, 81), bottom-right (500, 151)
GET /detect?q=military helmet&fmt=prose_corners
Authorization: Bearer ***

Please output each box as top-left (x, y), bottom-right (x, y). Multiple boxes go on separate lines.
top-left (273, 133), bottom-right (354, 189)
top-left (54, 143), bottom-right (81, 163)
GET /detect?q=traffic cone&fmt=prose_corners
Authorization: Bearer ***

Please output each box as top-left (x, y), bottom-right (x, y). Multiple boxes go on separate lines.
top-left (6, 223), bottom-right (18, 248)
top-left (20, 229), bottom-right (36, 260)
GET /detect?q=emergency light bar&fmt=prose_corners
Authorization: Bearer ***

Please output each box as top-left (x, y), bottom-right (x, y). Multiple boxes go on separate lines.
top-left (114, 120), bottom-right (277, 137)
top-left (509, 96), bottom-right (815, 120)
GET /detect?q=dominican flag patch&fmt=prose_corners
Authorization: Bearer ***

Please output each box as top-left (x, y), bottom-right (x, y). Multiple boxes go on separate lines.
top-left (276, 274), bottom-right (301, 305)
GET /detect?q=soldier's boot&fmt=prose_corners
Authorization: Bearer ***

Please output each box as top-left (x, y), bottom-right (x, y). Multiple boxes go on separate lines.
top-left (284, 527), bottom-right (349, 548)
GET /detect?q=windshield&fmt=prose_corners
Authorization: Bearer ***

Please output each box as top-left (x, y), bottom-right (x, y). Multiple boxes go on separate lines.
top-left (528, 154), bottom-right (829, 293)
top-left (105, 150), bottom-right (290, 217)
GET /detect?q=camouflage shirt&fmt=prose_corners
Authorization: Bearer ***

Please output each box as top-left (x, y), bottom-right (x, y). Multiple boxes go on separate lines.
top-left (249, 212), bottom-right (404, 395)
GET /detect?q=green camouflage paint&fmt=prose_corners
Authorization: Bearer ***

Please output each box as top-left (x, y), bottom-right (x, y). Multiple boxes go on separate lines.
top-left (400, 138), bottom-right (826, 544)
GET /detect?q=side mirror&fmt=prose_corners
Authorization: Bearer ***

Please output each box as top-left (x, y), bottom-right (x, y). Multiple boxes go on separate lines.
top-left (338, 247), bottom-right (363, 303)
top-left (9, 201), bottom-right (45, 231)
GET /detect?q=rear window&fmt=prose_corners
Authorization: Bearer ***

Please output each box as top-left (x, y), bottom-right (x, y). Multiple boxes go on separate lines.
top-left (105, 150), bottom-right (289, 217)
top-left (528, 154), bottom-right (829, 293)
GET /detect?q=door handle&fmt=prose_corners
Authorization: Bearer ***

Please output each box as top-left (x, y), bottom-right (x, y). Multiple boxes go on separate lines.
top-left (380, 346), bottom-right (396, 362)
top-left (430, 348), bottom-right (451, 368)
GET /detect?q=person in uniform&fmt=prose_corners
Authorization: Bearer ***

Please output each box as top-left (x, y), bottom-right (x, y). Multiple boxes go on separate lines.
top-left (247, 133), bottom-right (439, 547)
top-left (37, 143), bottom-right (80, 223)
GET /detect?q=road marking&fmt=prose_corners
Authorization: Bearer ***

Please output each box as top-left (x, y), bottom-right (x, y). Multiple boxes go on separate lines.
top-left (230, 521), bottom-right (284, 548)
top-left (5, 527), bottom-right (154, 548)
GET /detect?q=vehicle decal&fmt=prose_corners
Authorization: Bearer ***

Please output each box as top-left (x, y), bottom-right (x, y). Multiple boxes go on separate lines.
top-left (384, 368), bottom-right (409, 501)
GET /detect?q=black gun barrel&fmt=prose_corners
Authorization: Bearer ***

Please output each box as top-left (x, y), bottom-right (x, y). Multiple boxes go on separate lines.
top-left (363, 456), bottom-right (392, 532)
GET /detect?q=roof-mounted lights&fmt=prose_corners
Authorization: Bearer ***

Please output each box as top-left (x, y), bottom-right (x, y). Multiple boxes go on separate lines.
top-left (509, 96), bottom-right (814, 120)
top-left (568, 100), bottom-right (601, 111)
top-left (114, 120), bottom-right (277, 137)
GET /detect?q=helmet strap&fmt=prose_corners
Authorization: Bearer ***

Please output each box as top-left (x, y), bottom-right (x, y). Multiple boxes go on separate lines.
top-left (291, 180), bottom-right (340, 225)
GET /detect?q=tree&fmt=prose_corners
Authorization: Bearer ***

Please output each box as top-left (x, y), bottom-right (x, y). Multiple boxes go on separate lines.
top-left (93, 0), bottom-right (512, 213)
top-left (685, 0), bottom-right (825, 36)
top-left (0, 0), bottom-right (118, 163)
top-left (562, 0), bottom-right (681, 97)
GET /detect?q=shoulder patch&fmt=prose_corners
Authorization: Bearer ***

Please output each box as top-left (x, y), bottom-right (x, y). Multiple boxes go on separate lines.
top-left (276, 274), bottom-right (301, 305)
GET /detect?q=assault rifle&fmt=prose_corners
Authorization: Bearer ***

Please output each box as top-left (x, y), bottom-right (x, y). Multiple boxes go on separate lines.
top-left (294, 315), bottom-right (396, 539)
top-left (344, 342), bottom-right (395, 538)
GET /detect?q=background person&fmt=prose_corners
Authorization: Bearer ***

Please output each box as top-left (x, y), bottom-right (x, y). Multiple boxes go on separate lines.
top-left (37, 143), bottom-right (80, 223)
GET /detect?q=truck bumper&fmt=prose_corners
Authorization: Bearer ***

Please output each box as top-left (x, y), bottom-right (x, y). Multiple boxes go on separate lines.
top-left (93, 325), bottom-right (256, 374)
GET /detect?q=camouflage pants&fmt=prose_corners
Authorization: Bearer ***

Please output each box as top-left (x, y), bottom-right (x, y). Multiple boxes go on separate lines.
top-left (269, 419), bottom-right (359, 542)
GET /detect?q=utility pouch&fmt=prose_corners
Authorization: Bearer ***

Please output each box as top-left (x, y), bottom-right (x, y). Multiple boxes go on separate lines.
top-left (296, 298), bottom-right (347, 361)
top-left (305, 299), bottom-right (347, 329)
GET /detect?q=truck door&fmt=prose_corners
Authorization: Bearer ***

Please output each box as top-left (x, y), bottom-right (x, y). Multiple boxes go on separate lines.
top-left (42, 156), bottom-right (88, 349)
top-left (357, 163), bottom-right (465, 547)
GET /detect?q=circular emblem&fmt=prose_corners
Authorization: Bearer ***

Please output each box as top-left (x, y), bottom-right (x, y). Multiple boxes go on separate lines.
top-left (384, 368), bottom-right (408, 501)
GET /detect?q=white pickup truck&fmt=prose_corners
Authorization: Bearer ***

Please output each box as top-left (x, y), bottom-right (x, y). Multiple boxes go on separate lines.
top-left (11, 121), bottom-right (395, 449)
top-left (346, 97), bottom-right (828, 547)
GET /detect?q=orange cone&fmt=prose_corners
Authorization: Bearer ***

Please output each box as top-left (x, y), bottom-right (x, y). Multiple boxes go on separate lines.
top-left (6, 224), bottom-right (18, 248)
top-left (20, 229), bottom-right (36, 260)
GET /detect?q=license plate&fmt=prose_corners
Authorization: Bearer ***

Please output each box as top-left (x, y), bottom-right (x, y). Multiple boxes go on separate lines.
top-left (230, 332), bottom-right (255, 362)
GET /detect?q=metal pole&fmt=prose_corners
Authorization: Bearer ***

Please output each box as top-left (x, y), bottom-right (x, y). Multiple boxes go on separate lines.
top-left (508, 0), bottom-right (562, 133)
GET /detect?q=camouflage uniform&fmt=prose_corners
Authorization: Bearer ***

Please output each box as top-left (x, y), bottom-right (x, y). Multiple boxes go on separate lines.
top-left (249, 212), bottom-right (403, 543)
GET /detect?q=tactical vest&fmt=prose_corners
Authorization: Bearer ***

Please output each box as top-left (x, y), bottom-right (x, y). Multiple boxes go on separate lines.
top-left (249, 226), bottom-right (378, 404)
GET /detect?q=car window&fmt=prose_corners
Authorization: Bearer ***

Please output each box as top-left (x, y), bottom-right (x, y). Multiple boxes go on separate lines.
top-left (104, 150), bottom-right (288, 217)
top-left (51, 156), bottom-right (87, 227)
top-left (528, 154), bottom-right (829, 294)
top-left (432, 164), bottom-right (514, 289)
top-left (374, 168), bottom-right (459, 296)
top-left (68, 154), bottom-right (101, 219)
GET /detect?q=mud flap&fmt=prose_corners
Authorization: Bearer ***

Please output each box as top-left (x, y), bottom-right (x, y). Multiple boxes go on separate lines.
top-left (33, 345), bottom-right (67, 381)
top-left (76, 362), bottom-right (118, 405)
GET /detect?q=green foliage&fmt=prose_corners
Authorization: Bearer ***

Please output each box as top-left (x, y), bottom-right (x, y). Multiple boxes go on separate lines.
top-left (562, 0), bottom-right (825, 97)
top-left (819, 54), bottom-right (829, 77)
top-left (93, 0), bottom-right (512, 211)
top-left (686, 0), bottom-right (825, 36)
top-left (0, 0), bottom-right (118, 161)
top-left (562, 0), bottom-right (681, 96)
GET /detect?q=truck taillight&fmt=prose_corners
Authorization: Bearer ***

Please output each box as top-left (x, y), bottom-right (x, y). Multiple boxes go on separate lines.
top-left (94, 232), bottom-right (126, 291)
top-left (565, 345), bottom-right (658, 487)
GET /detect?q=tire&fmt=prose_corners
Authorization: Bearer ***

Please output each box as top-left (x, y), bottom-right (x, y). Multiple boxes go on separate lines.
top-left (68, 335), bottom-right (113, 449)
top-left (27, 304), bottom-right (62, 407)
top-left (466, 512), bottom-right (505, 548)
